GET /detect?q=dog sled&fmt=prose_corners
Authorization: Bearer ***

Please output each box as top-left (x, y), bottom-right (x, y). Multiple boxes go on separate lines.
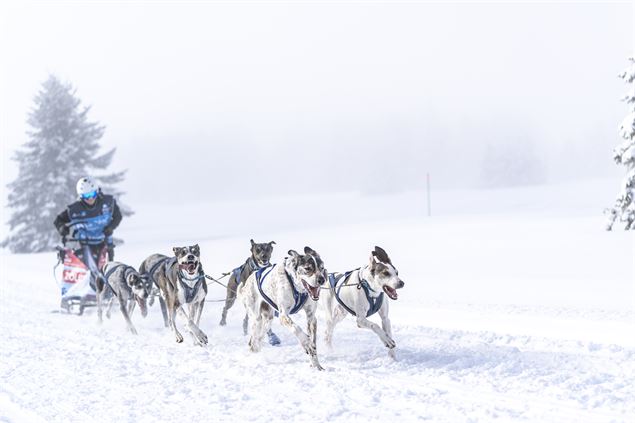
top-left (54, 238), bottom-right (109, 315)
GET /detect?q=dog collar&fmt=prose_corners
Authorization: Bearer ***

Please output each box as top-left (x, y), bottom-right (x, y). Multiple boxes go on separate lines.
top-left (179, 269), bottom-right (204, 282)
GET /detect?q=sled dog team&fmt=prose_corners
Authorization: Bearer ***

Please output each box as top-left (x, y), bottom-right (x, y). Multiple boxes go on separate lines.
top-left (97, 240), bottom-right (405, 370)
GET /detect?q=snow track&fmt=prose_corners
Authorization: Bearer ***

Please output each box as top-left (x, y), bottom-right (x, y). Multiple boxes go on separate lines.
top-left (1, 280), bottom-right (633, 422)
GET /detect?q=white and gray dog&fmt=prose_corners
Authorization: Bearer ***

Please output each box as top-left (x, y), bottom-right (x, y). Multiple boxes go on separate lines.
top-left (238, 246), bottom-right (327, 370)
top-left (322, 246), bottom-right (405, 359)
top-left (139, 244), bottom-right (208, 345)
top-left (96, 261), bottom-right (151, 334)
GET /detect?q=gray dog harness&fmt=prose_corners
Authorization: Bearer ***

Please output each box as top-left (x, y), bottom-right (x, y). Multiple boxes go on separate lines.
top-left (328, 269), bottom-right (384, 317)
top-left (255, 264), bottom-right (308, 315)
top-left (231, 257), bottom-right (262, 285)
top-left (178, 269), bottom-right (205, 303)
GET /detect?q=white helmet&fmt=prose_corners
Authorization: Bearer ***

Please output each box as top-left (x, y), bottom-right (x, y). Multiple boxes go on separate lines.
top-left (76, 176), bottom-right (99, 198)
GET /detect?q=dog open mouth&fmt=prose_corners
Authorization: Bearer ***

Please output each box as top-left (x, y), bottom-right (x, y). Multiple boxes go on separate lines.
top-left (302, 281), bottom-right (320, 301)
top-left (184, 261), bottom-right (198, 274)
top-left (383, 285), bottom-right (399, 300)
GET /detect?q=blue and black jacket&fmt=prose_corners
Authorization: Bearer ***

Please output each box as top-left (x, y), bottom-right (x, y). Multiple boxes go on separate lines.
top-left (54, 193), bottom-right (122, 245)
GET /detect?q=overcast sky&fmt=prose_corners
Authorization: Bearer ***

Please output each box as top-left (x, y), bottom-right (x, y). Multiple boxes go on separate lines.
top-left (1, 1), bottom-right (633, 205)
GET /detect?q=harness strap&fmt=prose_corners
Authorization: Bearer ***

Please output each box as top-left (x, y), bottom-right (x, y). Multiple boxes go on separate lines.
top-left (233, 257), bottom-right (267, 285)
top-left (178, 270), bottom-right (205, 303)
top-left (329, 269), bottom-right (384, 318)
top-left (146, 256), bottom-right (171, 284)
top-left (255, 265), bottom-right (308, 315)
top-left (102, 263), bottom-right (135, 298)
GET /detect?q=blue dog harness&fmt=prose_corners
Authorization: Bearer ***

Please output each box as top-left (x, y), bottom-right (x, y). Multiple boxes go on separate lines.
top-left (232, 257), bottom-right (262, 285)
top-left (178, 270), bottom-right (205, 303)
top-left (328, 269), bottom-right (384, 317)
top-left (255, 264), bottom-right (308, 315)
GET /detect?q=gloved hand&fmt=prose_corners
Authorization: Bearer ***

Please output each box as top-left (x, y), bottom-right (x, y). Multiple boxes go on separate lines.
top-left (73, 229), bottom-right (88, 242)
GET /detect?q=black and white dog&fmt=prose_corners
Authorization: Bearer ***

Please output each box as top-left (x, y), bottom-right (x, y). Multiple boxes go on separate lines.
top-left (238, 247), bottom-right (327, 370)
top-left (219, 239), bottom-right (275, 332)
top-left (139, 245), bottom-right (208, 345)
top-left (97, 261), bottom-right (151, 335)
top-left (322, 246), bottom-right (404, 359)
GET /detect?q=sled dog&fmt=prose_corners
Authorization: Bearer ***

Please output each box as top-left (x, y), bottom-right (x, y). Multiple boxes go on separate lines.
top-left (322, 246), bottom-right (404, 358)
top-left (98, 261), bottom-right (151, 334)
top-left (239, 247), bottom-right (326, 370)
top-left (139, 245), bottom-right (208, 345)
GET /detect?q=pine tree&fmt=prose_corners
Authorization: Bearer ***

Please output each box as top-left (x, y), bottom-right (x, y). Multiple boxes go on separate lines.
top-left (606, 58), bottom-right (635, 230)
top-left (2, 75), bottom-right (131, 253)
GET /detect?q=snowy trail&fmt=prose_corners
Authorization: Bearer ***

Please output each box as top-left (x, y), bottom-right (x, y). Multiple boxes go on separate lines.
top-left (1, 265), bottom-right (634, 423)
top-left (2, 187), bottom-right (634, 422)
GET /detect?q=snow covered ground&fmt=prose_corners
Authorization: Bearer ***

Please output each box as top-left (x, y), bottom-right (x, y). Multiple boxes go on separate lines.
top-left (1, 180), bottom-right (634, 422)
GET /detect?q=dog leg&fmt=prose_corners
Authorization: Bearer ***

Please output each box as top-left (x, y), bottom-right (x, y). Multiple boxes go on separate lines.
top-left (176, 306), bottom-right (208, 346)
top-left (220, 275), bottom-right (238, 326)
top-left (166, 297), bottom-right (184, 343)
top-left (279, 312), bottom-right (322, 370)
top-left (194, 300), bottom-right (205, 326)
top-left (159, 296), bottom-right (169, 328)
top-left (105, 295), bottom-right (114, 319)
top-left (324, 306), bottom-right (346, 349)
top-left (243, 314), bottom-right (249, 336)
top-left (119, 295), bottom-right (138, 335)
top-left (356, 315), bottom-right (395, 350)
top-left (378, 301), bottom-right (396, 359)
top-left (305, 309), bottom-right (324, 371)
top-left (128, 299), bottom-right (136, 317)
top-left (248, 314), bottom-right (263, 352)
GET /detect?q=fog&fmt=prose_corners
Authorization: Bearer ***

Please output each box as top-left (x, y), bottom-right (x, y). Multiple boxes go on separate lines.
top-left (1, 1), bottom-right (632, 204)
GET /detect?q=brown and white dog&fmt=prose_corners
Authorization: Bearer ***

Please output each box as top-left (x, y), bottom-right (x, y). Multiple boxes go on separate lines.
top-left (322, 246), bottom-right (404, 359)
top-left (139, 245), bottom-right (208, 345)
top-left (238, 246), bottom-right (327, 370)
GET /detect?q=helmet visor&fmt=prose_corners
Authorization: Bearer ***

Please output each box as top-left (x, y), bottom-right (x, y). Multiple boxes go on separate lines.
top-left (80, 190), bottom-right (98, 200)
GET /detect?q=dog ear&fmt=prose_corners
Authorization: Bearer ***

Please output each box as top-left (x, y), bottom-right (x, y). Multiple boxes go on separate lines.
top-left (304, 246), bottom-right (319, 257)
top-left (369, 253), bottom-right (378, 270)
top-left (373, 246), bottom-right (391, 264)
top-left (269, 241), bottom-right (276, 246)
top-left (172, 247), bottom-right (181, 256)
top-left (250, 239), bottom-right (255, 247)
top-left (288, 249), bottom-right (299, 258)
top-left (126, 273), bottom-right (136, 286)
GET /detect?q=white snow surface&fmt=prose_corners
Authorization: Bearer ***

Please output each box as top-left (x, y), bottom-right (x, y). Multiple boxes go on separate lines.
top-left (1, 180), bottom-right (634, 422)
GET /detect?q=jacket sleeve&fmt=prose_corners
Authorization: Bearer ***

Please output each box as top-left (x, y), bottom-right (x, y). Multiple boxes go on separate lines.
top-left (53, 209), bottom-right (70, 235)
top-left (104, 200), bottom-right (122, 235)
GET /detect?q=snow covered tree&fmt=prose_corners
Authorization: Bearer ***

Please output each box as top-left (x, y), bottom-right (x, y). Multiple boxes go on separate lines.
top-left (605, 58), bottom-right (635, 230)
top-left (2, 75), bottom-right (130, 253)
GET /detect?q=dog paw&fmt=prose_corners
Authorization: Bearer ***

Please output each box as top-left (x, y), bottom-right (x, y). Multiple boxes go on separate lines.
top-left (198, 332), bottom-right (208, 345)
top-left (175, 332), bottom-right (184, 343)
top-left (388, 348), bottom-right (397, 360)
top-left (129, 326), bottom-right (138, 335)
top-left (384, 337), bottom-right (396, 349)
top-left (219, 318), bottom-right (226, 326)
top-left (312, 362), bottom-right (325, 371)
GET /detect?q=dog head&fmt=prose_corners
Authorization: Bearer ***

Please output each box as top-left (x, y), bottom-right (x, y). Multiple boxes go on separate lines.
top-left (173, 244), bottom-right (201, 276)
top-left (250, 239), bottom-right (275, 267)
top-left (126, 272), bottom-right (151, 317)
top-left (288, 246), bottom-right (326, 301)
top-left (368, 246), bottom-right (404, 300)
